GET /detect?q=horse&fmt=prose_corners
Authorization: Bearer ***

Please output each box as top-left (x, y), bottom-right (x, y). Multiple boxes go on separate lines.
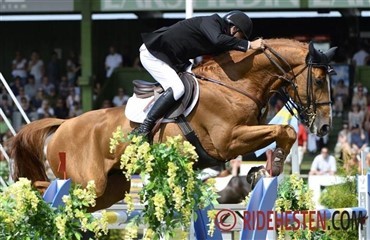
top-left (10, 38), bottom-right (336, 211)
top-left (212, 165), bottom-right (267, 204)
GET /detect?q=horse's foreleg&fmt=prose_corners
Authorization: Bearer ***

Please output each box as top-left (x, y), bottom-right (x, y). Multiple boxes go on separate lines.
top-left (230, 124), bottom-right (296, 155)
top-left (89, 171), bottom-right (130, 212)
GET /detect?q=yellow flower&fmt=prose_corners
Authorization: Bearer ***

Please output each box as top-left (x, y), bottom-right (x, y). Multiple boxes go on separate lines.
top-left (124, 193), bottom-right (135, 214)
top-left (143, 228), bottom-right (155, 240)
top-left (55, 215), bottom-right (67, 238)
top-left (173, 186), bottom-right (183, 211)
top-left (124, 224), bottom-right (138, 240)
top-left (153, 192), bottom-right (166, 222)
top-left (114, 133), bottom-right (218, 239)
top-left (167, 162), bottom-right (178, 188)
top-left (182, 140), bottom-right (198, 160)
top-left (178, 230), bottom-right (189, 240)
top-left (110, 126), bottom-right (123, 153)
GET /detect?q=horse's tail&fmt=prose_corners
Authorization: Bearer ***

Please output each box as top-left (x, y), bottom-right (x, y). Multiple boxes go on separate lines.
top-left (10, 118), bottom-right (66, 182)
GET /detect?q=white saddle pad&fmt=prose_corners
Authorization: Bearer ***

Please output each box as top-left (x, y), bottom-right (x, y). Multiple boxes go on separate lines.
top-left (125, 77), bottom-right (200, 123)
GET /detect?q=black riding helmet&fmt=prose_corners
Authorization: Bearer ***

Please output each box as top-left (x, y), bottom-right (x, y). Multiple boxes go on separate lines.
top-left (223, 10), bottom-right (253, 40)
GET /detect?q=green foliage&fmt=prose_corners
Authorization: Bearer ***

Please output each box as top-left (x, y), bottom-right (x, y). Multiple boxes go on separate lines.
top-left (0, 160), bottom-right (9, 182)
top-left (0, 178), bottom-right (108, 239)
top-left (319, 174), bottom-right (358, 240)
top-left (110, 129), bottom-right (219, 240)
top-left (320, 177), bottom-right (357, 208)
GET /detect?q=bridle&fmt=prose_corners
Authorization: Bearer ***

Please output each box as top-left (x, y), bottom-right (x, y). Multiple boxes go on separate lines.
top-left (188, 43), bottom-right (332, 127)
top-left (262, 44), bottom-right (332, 128)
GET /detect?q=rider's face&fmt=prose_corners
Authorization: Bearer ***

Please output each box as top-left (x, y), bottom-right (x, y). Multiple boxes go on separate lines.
top-left (230, 26), bottom-right (244, 39)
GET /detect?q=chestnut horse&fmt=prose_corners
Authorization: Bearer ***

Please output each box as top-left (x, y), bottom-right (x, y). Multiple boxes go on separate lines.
top-left (10, 38), bottom-right (336, 211)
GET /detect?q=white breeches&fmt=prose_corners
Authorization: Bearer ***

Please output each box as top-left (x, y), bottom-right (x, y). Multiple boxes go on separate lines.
top-left (139, 44), bottom-right (185, 101)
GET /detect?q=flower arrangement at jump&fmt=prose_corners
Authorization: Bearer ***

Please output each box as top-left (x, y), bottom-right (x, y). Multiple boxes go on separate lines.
top-left (110, 127), bottom-right (219, 240)
top-left (0, 178), bottom-right (108, 239)
top-left (274, 174), bottom-right (315, 240)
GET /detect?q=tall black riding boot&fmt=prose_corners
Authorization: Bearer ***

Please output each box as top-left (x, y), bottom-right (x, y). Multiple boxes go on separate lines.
top-left (133, 88), bottom-right (177, 138)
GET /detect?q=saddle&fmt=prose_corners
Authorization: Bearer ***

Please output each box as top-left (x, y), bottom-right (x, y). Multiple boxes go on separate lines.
top-left (129, 72), bottom-right (198, 120)
top-left (125, 72), bottom-right (224, 170)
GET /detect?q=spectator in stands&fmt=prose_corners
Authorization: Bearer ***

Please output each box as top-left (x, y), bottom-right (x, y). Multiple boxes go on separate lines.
top-left (350, 124), bottom-right (368, 154)
top-left (352, 84), bottom-right (368, 111)
top-left (352, 42), bottom-right (369, 66)
top-left (364, 103), bottom-right (370, 136)
top-left (366, 153), bottom-right (370, 173)
top-left (10, 76), bottom-right (23, 96)
top-left (46, 51), bottom-right (61, 86)
top-left (93, 81), bottom-right (102, 102)
top-left (40, 76), bottom-right (56, 96)
top-left (58, 75), bottom-right (70, 99)
top-left (101, 99), bottom-right (112, 109)
top-left (31, 88), bottom-right (47, 110)
top-left (344, 150), bottom-right (361, 175)
top-left (16, 87), bottom-right (30, 104)
top-left (334, 125), bottom-right (352, 162)
top-left (36, 100), bottom-right (54, 119)
top-left (19, 96), bottom-right (32, 117)
top-left (112, 87), bottom-right (129, 106)
top-left (66, 87), bottom-right (80, 110)
top-left (309, 147), bottom-right (337, 175)
top-left (297, 122), bottom-right (308, 167)
top-left (46, 87), bottom-right (58, 107)
top-left (11, 50), bottom-right (28, 84)
top-left (105, 45), bottom-right (122, 79)
top-left (24, 75), bottom-right (38, 99)
top-left (54, 98), bottom-right (69, 119)
top-left (0, 95), bottom-right (13, 119)
top-left (68, 101), bottom-right (83, 118)
top-left (27, 50), bottom-right (44, 86)
top-left (348, 104), bottom-right (365, 130)
top-left (133, 10), bottom-right (263, 138)
top-left (353, 82), bottom-right (368, 95)
top-left (66, 50), bottom-right (80, 86)
top-left (333, 79), bottom-right (349, 117)
top-left (339, 122), bottom-right (351, 140)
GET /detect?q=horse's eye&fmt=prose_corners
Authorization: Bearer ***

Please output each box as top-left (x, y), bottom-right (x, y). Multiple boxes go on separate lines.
top-left (315, 78), bottom-right (324, 86)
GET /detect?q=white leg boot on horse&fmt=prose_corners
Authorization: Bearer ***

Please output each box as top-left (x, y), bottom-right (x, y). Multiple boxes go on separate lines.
top-left (132, 88), bottom-right (177, 140)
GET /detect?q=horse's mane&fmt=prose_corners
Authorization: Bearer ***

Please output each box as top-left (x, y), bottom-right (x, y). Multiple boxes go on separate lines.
top-left (193, 38), bottom-right (308, 73)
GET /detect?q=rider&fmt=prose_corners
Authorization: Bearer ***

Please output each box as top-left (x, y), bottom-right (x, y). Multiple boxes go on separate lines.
top-left (134, 10), bottom-right (265, 138)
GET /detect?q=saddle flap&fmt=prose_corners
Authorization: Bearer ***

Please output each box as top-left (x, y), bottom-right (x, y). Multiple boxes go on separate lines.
top-left (165, 72), bottom-right (196, 119)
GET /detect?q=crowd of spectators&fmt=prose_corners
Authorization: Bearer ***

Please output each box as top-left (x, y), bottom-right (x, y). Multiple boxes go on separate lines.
top-left (0, 50), bottom-right (85, 151)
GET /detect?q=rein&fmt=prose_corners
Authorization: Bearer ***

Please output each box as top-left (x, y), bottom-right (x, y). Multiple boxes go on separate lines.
top-left (188, 72), bottom-right (264, 110)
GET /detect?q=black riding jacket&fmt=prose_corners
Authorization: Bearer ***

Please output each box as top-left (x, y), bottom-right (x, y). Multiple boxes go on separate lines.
top-left (142, 14), bottom-right (250, 72)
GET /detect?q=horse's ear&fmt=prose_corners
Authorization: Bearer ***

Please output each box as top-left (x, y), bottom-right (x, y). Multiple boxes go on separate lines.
top-left (308, 42), bottom-right (337, 64)
top-left (308, 42), bottom-right (321, 63)
top-left (324, 46), bottom-right (338, 62)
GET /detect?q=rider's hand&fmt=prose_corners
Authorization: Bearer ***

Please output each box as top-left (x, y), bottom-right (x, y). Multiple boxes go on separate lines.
top-left (250, 38), bottom-right (265, 50)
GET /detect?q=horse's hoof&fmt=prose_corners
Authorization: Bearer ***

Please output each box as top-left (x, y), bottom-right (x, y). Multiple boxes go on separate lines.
top-left (265, 148), bottom-right (285, 177)
top-left (246, 166), bottom-right (271, 189)
top-left (270, 148), bottom-right (285, 176)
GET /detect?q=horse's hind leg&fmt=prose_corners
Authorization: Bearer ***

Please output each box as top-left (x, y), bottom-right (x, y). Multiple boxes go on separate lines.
top-left (89, 171), bottom-right (130, 212)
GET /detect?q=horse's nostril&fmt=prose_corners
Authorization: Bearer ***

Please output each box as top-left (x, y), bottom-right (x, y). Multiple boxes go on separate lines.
top-left (320, 124), bottom-right (330, 136)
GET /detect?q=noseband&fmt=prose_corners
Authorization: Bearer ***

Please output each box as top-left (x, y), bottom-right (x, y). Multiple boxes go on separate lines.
top-left (262, 45), bottom-right (332, 128)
